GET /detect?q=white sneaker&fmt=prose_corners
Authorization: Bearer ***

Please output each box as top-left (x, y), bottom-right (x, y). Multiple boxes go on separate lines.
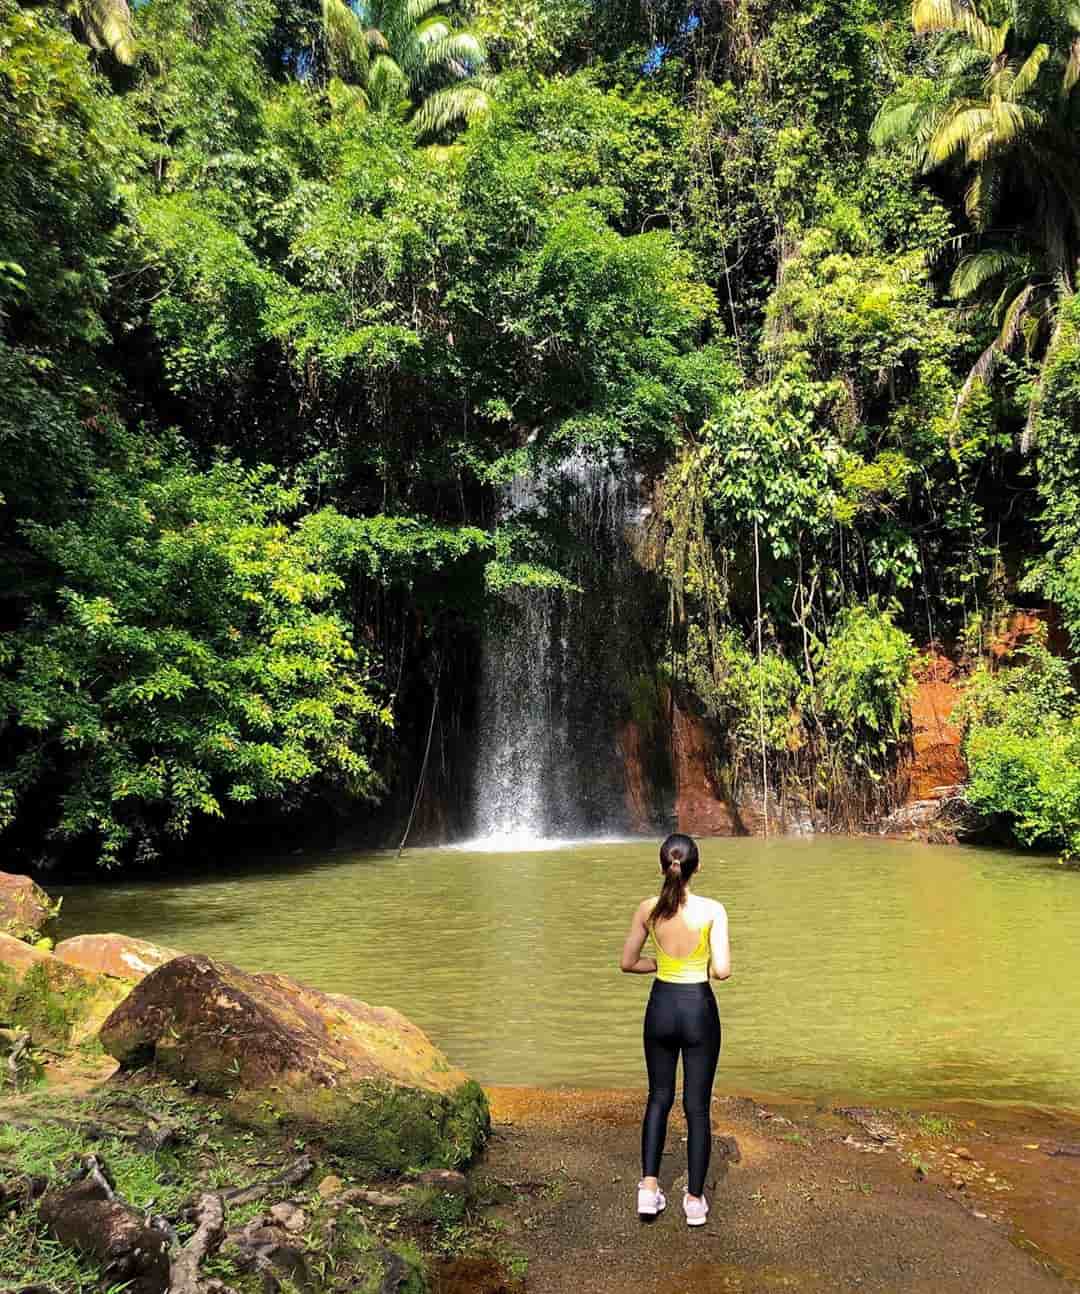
top-left (683, 1192), bottom-right (708, 1226)
top-left (637, 1181), bottom-right (666, 1217)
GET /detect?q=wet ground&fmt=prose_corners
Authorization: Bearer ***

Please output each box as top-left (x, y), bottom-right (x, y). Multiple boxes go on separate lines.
top-left (480, 1087), bottom-right (1080, 1293)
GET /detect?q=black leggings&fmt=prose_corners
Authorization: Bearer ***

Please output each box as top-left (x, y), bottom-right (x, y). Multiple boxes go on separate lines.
top-left (641, 980), bottom-right (722, 1197)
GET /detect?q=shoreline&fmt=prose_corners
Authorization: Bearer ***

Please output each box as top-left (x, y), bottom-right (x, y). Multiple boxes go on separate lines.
top-left (5, 1045), bottom-right (1080, 1291)
top-left (481, 1081), bottom-right (1080, 1120)
top-left (5, 873), bottom-right (1079, 1291)
top-left (483, 1084), bottom-right (1080, 1291)
top-left (37, 827), bottom-right (1068, 888)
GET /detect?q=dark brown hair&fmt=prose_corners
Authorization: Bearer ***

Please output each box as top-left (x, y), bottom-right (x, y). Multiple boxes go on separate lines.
top-left (648, 833), bottom-right (700, 924)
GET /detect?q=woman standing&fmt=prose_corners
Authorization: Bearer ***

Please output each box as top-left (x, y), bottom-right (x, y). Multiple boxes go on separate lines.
top-left (620, 833), bottom-right (731, 1225)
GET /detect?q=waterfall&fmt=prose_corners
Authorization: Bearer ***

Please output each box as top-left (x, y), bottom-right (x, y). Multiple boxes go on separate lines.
top-left (470, 455), bottom-right (655, 844)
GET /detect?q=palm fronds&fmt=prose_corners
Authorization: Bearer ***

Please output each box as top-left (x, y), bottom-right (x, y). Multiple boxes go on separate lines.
top-left (416, 31), bottom-right (486, 78)
top-left (950, 247), bottom-right (1028, 296)
top-left (413, 78), bottom-right (493, 138)
top-left (1011, 41), bottom-right (1050, 96)
top-left (320, 0), bottom-right (491, 133)
top-left (322, 0), bottom-right (371, 79)
top-left (998, 280), bottom-right (1042, 349)
top-left (912, 0), bottom-right (999, 54)
top-left (881, 2), bottom-right (1080, 438)
top-left (70, 0), bottom-right (136, 63)
top-left (955, 338), bottom-right (1003, 413)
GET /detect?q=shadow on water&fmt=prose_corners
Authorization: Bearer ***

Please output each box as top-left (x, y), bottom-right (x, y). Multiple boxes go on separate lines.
top-left (51, 849), bottom-right (396, 946)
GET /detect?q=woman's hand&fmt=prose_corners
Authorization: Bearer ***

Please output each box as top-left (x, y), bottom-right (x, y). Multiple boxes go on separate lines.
top-left (619, 899), bottom-right (657, 973)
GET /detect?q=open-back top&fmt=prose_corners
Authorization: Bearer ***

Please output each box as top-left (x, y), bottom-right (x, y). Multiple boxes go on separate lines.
top-left (650, 916), bottom-right (712, 984)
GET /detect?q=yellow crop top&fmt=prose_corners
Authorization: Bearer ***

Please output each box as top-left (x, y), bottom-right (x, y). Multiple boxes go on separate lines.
top-left (651, 919), bottom-right (712, 984)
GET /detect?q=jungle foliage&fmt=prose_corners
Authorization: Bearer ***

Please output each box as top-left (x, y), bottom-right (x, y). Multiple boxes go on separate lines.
top-left (2, 0), bottom-right (1079, 863)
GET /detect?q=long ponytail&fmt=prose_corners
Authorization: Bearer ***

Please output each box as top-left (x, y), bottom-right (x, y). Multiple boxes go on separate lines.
top-left (648, 833), bottom-right (700, 924)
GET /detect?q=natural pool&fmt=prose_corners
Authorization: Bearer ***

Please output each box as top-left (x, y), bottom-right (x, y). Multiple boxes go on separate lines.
top-left (55, 836), bottom-right (1080, 1106)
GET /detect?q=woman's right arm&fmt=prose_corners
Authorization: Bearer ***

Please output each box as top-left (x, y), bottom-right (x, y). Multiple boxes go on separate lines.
top-left (619, 900), bottom-right (657, 974)
top-left (709, 902), bottom-right (731, 980)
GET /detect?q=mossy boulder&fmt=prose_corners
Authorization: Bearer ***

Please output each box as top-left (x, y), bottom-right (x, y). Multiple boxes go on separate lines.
top-left (0, 932), bottom-right (129, 1046)
top-left (0, 872), bottom-right (59, 942)
top-left (53, 933), bottom-right (181, 982)
top-left (99, 954), bottom-right (489, 1172)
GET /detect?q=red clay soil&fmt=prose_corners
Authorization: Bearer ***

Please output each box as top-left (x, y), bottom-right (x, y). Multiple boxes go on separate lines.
top-left (902, 612), bottom-right (1066, 804)
top-left (988, 609), bottom-right (1069, 662)
top-left (904, 652), bottom-right (966, 802)
top-left (670, 706), bottom-right (743, 837)
top-left (481, 1087), bottom-right (1080, 1294)
top-left (617, 719), bottom-right (655, 834)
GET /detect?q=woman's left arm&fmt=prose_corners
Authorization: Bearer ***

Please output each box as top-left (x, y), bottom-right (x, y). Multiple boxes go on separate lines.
top-left (619, 901), bottom-right (657, 974)
top-left (709, 902), bottom-right (731, 980)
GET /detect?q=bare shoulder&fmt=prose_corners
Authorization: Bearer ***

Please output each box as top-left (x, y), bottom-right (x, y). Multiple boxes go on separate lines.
top-left (637, 896), bottom-right (658, 920)
top-left (705, 896), bottom-right (728, 921)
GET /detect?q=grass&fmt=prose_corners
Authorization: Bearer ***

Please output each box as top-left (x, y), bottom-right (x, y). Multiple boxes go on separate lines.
top-left (0, 1211), bottom-right (104, 1290)
top-left (0, 1077), bottom-right (522, 1293)
top-left (914, 1113), bottom-right (956, 1139)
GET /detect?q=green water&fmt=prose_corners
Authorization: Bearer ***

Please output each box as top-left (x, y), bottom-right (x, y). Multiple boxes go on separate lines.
top-left (55, 837), bottom-right (1080, 1105)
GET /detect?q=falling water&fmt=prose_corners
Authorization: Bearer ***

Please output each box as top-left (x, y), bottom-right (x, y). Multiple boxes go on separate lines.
top-left (470, 455), bottom-right (656, 844)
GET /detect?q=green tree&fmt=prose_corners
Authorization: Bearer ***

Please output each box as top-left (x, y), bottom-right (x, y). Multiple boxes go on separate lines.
top-left (0, 445), bottom-right (393, 865)
top-left (958, 630), bottom-right (1080, 857)
top-left (873, 0), bottom-right (1080, 431)
top-left (321, 0), bottom-right (491, 135)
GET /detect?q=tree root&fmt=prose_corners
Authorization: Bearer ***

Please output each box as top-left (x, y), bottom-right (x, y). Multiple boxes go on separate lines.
top-left (0, 1173), bottom-right (49, 1211)
top-left (219, 1153), bottom-right (315, 1207)
top-left (37, 1154), bottom-right (171, 1294)
top-left (221, 1220), bottom-right (314, 1294)
top-left (169, 1192), bottom-right (226, 1294)
top-left (335, 1187), bottom-right (409, 1208)
top-left (6, 1029), bottom-right (30, 1083)
top-left (16, 1126), bottom-right (323, 1294)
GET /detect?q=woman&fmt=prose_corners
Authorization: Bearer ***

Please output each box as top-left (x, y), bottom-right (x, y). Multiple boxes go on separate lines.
top-left (620, 832), bottom-right (730, 1226)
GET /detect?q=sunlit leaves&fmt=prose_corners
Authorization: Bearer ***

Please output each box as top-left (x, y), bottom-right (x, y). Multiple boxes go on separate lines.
top-left (318, 0), bottom-right (491, 135)
top-left (0, 451), bottom-right (396, 864)
top-left (959, 632), bottom-right (1080, 857)
top-left (70, 0), bottom-right (136, 63)
top-left (912, 0), bottom-right (999, 53)
top-left (813, 602), bottom-right (917, 759)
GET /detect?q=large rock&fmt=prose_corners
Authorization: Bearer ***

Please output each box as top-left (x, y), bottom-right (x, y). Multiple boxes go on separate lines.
top-left (53, 932), bottom-right (180, 982)
top-left (100, 954), bottom-right (489, 1172)
top-left (0, 872), bottom-right (57, 942)
top-left (0, 932), bottom-right (129, 1046)
top-left (0, 931), bottom-right (54, 978)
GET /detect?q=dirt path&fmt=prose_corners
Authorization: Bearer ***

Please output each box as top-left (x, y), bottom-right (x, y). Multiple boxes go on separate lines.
top-left (480, 1088), bottom-right (1080, 1294)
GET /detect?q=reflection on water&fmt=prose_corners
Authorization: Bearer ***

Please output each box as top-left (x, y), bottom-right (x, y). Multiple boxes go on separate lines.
top-left (55, 837), bottom-right (1080, 1104)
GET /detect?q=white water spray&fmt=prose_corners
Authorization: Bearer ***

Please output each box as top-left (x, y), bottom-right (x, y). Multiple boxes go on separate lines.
top-left (470, 455), bottom-right (650, 844)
